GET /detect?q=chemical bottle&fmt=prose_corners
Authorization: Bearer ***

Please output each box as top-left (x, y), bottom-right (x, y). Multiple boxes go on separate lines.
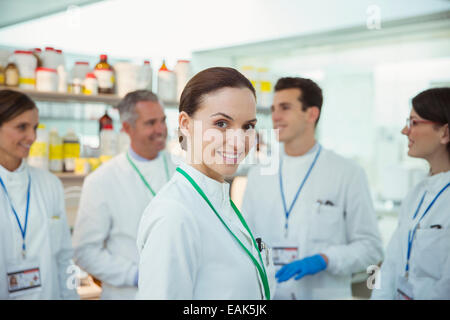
top-left (42, 47), bottom-right (59, 69)
top-left (5, 62), bottom-right (19, 87)
top-left (257, 67), bottom-right (273, 108)
top-left (157, 60), bottom-right (177, 102)
top-left (94, 54), bottom-right (114, 94)
top-left (55, 49), bottom-right (65, 68)
top-left (174, 60), bottom-right (191, 102)
top-left (63, 129), bottom-right (81, 172)
top-left (28, 124), bottom-right (49, 170)
top-left (57, 65), bottom-right (68, 93)
top-left (84, 73), bottom-right (98, 95)
top-left (99, 109), bottom-right (113, 134)
top-left (100, 124), bottom-right (118, 157)
top-left (49, 128), bottom-right (63, 173)
top-left (12, 50), bottom-right (37, 90)
top-left (137, 60), bottom-right (153, 91)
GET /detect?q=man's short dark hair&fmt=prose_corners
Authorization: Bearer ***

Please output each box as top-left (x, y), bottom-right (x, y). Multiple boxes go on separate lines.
top-left (274, 77), bottom-right (323, 125)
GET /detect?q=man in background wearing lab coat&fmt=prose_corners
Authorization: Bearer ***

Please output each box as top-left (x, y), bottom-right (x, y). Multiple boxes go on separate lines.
top-left (242, 77), bottom-right (383, 299)
top-left (73, 90), bottom-right (177, 299)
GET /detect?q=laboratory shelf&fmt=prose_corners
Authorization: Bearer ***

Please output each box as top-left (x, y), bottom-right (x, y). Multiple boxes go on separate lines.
top-left (0, 85), bottom-right (182, 108)
top-left (54, 172), bottom-right (88, 179)
top-left (0, 86), bottom-right (272, 115)
top-left (0, 85), bottom-right (122, 105)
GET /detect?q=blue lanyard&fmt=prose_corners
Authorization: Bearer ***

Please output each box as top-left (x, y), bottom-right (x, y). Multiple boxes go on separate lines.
top-left (405, 182), bottom-right (450, 276)
top-left (0, 173), bottom-right (31, 259)
top-left (279, 144), bottom-right (322, 235)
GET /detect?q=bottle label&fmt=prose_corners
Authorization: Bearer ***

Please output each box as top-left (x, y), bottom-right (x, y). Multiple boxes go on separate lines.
top-left (49, 144), bottom-right (63, 160)
top-left (19, 78), bottom-right (36, 85)
top-left (63, 143), bottom-right (80, 158)
top-left (94, 69), bottom-right (114, 89)
top-left (260, 81), bottom-right (272, 92)
top-left (29, 142), bottom-right (48, 157)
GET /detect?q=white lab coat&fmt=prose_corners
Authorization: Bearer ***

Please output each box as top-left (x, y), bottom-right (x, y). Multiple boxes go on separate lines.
top-left (136, 162), bottom-right (275, 300)
top-left (242, 144), bottom-right (384, 299)
top-left (0, 161), bottom-right (78, 300)
top-left (73, 150), bottom-right (176, 300)
top-left (371, 170), bottom-right (450, 300)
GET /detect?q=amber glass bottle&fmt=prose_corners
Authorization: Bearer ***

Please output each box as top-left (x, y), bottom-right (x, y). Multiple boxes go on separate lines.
top-left (99, 109), bottom-right (113, 134)
top-left (94, 54), bottom-right (114, 94)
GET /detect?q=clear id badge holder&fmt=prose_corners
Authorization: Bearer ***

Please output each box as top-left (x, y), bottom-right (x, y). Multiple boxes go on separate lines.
top-left (396, 275), bottom-right (414, 300)
top-left (7, 256), bottom-right (42, 298)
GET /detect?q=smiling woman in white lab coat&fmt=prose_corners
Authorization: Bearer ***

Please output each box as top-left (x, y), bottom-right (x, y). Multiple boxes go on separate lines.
top-left (371, 87), bottom-right (450, 300)
top-left (0, 90), bottom-right (78, 299)
top-left (136, 67), bottom-right (274, 300)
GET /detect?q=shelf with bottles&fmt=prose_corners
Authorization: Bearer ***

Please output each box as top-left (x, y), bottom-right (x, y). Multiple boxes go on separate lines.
top-left (0, 85), bottom-right (122, 105)
top-left (1, 47), bottom-right (192, 107)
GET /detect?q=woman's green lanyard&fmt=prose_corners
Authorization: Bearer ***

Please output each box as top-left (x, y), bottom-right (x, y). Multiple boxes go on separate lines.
top-left (127, 152), bottom-right (170, 196)
top-left (176, 167), bottom-right (271, 300)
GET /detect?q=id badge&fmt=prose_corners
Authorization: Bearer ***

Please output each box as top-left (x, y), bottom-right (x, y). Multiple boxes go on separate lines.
top-left (272, 241), bottom-right (299, 267)
top-left (396, 276), bottom-right (414, 300)
top-left (7, 257), bottom-right (42, 298)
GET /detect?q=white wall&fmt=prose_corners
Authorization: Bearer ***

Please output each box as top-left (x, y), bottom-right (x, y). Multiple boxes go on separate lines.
top-left (1, 0), bottom-right (449, 69)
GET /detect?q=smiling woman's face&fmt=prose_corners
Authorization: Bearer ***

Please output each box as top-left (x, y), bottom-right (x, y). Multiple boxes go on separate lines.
top-left (179, 87), bottom-right (257, 181)
top-left (0, 108), bottom-right (39, 163)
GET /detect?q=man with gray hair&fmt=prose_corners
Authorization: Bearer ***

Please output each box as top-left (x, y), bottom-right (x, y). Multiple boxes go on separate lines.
top-left (73, 90), bottom-right (177, 299)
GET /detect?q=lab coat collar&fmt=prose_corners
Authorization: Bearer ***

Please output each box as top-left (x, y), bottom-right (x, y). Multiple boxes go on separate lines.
top-left (177, 162), bottom-right (231, 206)
top-left (282, 142), bottom-right (319, 162)
top-left (177, 162), bottom-right (258, 261)
top-left (177, 162), bottom-right (256, 241)
top-left (423, 170), bottom-right (450, 194)
top-left (129, 147), bottom-right (161, 163)
top-left (0, 159), bottom-right (28, 182)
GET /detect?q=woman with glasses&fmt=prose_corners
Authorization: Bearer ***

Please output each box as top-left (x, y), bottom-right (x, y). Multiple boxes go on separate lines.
top-left (136, 67), bottom-right (274, 300)
top-left (372, 87), bottom-right (450, 299)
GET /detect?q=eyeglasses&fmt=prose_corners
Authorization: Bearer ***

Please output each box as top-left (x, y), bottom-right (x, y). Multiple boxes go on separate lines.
top-left (405, 118), bottom-right (441, 131)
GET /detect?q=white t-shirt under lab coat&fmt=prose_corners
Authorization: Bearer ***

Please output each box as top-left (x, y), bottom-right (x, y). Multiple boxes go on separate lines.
top-left (0, 161), bottom-right (78, 300)
top-left (242, 144), bottom-right (384, 300)
top-left (136, 162), bottom-right (274, 300)
top-left (371, 170), bottom-right (450, 300)
top-left (72, 150), bottom-right (176, 300)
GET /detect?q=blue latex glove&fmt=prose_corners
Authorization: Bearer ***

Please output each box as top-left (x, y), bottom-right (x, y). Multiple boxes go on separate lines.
top-left (276, 254), bottom-right (327, 283)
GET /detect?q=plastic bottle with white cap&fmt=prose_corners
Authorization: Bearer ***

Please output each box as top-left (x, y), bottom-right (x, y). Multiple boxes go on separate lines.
top-left (49, 128), bottom-right (63, 173)
top-left (42, 47), bottom-right (59, 69)
top-left (11, 50), bottom-right (37, 90)
top-left (84, 73), bottom-right (98, 95)
top-left (63, 129), bottom-right (81, 172)
top-left (137, 60), bottom-right (153, 91)
top-left (36, 67), bottom-right (58, 92)
top-left (174, 60), bottom-right (192, 102)
top-left (28, 124), bottom-right (49, 170)
top-left (100, 124), bottom-right (118, 157)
